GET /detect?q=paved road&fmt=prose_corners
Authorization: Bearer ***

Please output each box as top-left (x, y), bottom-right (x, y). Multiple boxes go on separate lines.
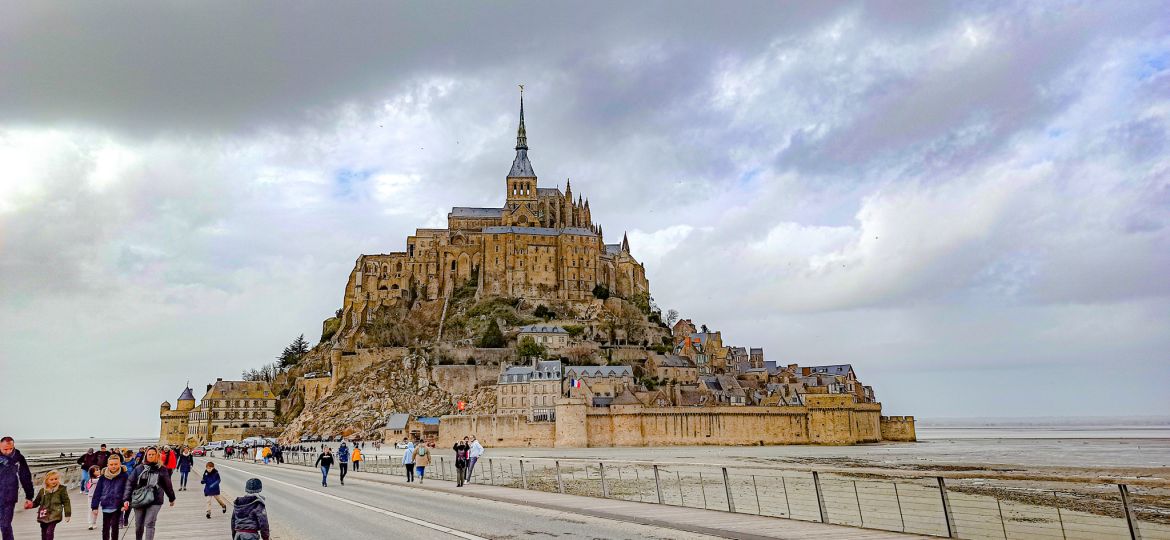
top-left (211, 459), bottom-right (720, 540)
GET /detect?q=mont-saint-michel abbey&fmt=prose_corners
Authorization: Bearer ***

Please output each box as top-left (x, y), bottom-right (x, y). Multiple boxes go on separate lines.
top-left (161, 95), bottom-right (915, 449)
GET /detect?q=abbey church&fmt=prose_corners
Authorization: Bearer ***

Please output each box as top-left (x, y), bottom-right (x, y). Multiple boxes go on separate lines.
top-left (332, 95), bottom-right (650, 340)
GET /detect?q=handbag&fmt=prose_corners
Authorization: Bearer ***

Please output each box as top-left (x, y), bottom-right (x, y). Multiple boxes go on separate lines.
top-left (130, 469), bottom-right (159, 508)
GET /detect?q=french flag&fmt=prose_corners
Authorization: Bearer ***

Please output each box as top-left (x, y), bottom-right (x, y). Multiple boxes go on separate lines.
top-left (569, 379), bottom-right (582, 388)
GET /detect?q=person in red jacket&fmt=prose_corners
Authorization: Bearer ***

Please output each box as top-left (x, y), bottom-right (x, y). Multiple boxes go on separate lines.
top-left (159, 447), bottom-right (179, 479)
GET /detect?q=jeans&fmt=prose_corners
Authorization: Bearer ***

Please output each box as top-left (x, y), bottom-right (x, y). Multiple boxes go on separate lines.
top-left (179, 470), bottom-right (189, 489)
top-left (1, 500), bottom-right (14, 540)
top-left (320, 466), bottom-right (330, 486)
top-left (415, 466), bottom-right (425, 481)
top-left (101, 510), bottom-right (121, 540)
top-left (455, 466), bottom-right (465, 487)
top-left (81, 469), bottom-right (90, 491)
top-left (352, 461), bottom-right (359, 471)
top-left (339, 463), bottom-right (348, 483)
top-left (133, 504), bottom-right (162, 540)
top-left (39, 521), bottom-right (57, 540)
top-left (466, 457), bottom-right (478, 481)
top-left (404, 464), bottom-right (414, 482)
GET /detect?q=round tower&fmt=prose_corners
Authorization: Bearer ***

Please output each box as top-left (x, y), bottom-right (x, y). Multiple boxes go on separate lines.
top-left (176, 385), bottom-right (197, 412)
top-left (160, 401), bottom-right (171, 413)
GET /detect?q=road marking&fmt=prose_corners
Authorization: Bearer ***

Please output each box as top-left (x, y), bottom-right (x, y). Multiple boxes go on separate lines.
top-left (217, 463), bottom-right (488, 540)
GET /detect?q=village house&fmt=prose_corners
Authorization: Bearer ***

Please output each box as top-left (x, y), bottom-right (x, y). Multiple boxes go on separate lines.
top-left (185, 379), bottom-right (278, 444)
top-left (497, 359), bottom-right (563, 421)
top-left (517, 324), bottom-right (570, 351)
top-left (563, 365), bottom-right (634, 401)
top-left (645, 353), bottom-right (698, 384)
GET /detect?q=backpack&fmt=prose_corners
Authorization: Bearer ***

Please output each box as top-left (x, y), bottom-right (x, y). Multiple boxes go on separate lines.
top-left (130, 468), bottom-right (159, 508)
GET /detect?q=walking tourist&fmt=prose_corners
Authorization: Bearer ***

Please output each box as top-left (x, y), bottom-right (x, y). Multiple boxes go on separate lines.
top-left (0, 436), bottom-right (35, 540)
top-left (122, 447), bottom-right (176, 540)
top-left (201, 462), bottom-right (228, 518)
top-left (230, 479), bottom-right (270, 540)
top-left (411, 441), bottom-right (431, 484)
top-left (158, 446), bottom-right (178, 479)
top-left (177, 448), bottom-right (194, 491)
top-left (95, 444), bottom-right (112, 469)
top-left (32, 470), bottom-right (71, 540)
top-left (350, 446), bottom-right (362, 471)
top-left (90, 453), bottom-right (128, 540)
top-left (76, 449), bottom-right (97, 492)
top-left (453, 437), bottom-right (470, 487)
top-left (401, 440), bottom-right (415, 483)
top-left (467, 436), bottom-right (483, 483)
top-left (337, 442), bottom-right (350, 486)
top-left (84, 466), bottom-right (100, 529)
top-left (314, 447), bottom-right (334, 487)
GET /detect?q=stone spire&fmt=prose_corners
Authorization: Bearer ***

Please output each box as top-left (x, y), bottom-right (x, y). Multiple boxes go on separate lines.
top-left (508, 86), bottom-right (535, 178)
top-left (621, 232), bottom-right (630, 253)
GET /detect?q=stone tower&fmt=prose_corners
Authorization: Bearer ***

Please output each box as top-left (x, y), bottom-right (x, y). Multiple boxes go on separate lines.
top-left (506, 89), bottom-right (537, 203)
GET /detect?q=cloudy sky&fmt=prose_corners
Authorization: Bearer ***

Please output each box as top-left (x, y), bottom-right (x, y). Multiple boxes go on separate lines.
top-left (2, 1), bottom-right (1168, 438)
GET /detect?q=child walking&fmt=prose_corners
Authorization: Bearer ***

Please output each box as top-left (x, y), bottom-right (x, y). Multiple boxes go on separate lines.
top-left (230, 478), bottom-right (270, 540)
top-left (32, 470), bottom-right (71, 540)
top-left (201, 462), bottom-right (228, 518)
top-left (85, 466), bottom-right (100, 529)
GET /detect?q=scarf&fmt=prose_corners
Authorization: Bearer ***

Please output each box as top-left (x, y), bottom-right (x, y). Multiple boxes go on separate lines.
top-left (102, 465), bottom-right (124, 480)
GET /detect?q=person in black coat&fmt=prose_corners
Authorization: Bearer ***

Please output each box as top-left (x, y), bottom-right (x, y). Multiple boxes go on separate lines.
top-left (230, 478), bottom-right (270, 540)
top-left (313, 448), bottom-right (334, 487)
top-left (0, 436), bottom-right (35, 540)
top-left (121, 448), bottom-right (175, 540)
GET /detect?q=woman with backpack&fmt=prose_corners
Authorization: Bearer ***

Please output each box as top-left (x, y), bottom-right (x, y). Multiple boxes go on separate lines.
top-left (121, 448), bottom-right (175, 540)
top-left (411, 442), bottom-right (431, 484)
top-left (313, 447), bottom-right (334, 487)
top-left (452, 437), bottom-right (470, 487)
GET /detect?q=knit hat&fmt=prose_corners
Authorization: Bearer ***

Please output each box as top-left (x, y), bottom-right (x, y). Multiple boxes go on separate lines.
top-left (245, 478), bottom-right (262, 494)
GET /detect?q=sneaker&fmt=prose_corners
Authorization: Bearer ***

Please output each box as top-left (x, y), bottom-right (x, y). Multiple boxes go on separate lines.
top-left (206, 512), bottom-right (211, 519)
top-left (88, 526), bottom-right (94, 530)
top-left (222, 506), bottom-right (227, 514)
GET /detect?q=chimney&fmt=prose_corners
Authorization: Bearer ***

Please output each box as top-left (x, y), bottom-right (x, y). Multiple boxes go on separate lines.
top-left (206, 383), bottom-right (213, 393)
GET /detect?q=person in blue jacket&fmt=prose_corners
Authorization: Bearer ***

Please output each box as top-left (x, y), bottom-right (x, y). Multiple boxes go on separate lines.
top-left (336, 443), bottom-right (350, 486)
top-left (90, 453), bottom-right (129, 540)
top-left (201, 462), bottom-right (228, 519)
top-left (0, 436), bottom-right (35, 540)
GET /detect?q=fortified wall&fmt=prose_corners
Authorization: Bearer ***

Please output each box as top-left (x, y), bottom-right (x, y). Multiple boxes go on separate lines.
top-left (438, 395), bottom-right (913, 447)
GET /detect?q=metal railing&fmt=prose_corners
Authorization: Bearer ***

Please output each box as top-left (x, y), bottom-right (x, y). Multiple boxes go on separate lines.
top-left (229, 450), bottom-right (1169, 540)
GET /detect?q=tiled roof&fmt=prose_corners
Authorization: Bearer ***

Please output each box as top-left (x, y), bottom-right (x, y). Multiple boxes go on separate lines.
top-left (565, 365), bottom-right (633, 378)
top-left (482, 226), bottom-right (597, 237)
top-left (177, 387), bottom-right (196, 401)
top-left (537, 187), bottom-right (562, 197)
top-left (654, 354), bottom-right (693, 368)
top-left (385, 413), bottom-right (410, 430)
top-left (203, 380), bottom-right (273, 400)
top-left (805, 364), bottom-right (854, 376)
top-left (604, 244), bottom-right (621, 254)
top-left (449, 207), bottom-right (503, 218)
top-left (519, 324), bottom-right (568, 334)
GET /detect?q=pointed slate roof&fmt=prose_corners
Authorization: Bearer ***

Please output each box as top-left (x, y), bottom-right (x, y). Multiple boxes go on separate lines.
top-left (178, 386), bottom-right (196, 402)
top-left (508, 91), bottom-right (536, 178)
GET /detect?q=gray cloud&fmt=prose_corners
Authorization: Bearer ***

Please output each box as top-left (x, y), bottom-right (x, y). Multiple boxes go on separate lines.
top-left (2, 1), bottom-right (1169, 437)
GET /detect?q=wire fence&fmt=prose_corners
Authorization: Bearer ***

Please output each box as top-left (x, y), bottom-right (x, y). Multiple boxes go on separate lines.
top-left (237, 450), bottom-right (1168, 540)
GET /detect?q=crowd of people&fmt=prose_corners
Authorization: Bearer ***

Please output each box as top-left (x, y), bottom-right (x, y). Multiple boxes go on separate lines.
top-left (3, 434), bottom-right (490, 540)
top-left (0, 436), bottom-right (271, 540)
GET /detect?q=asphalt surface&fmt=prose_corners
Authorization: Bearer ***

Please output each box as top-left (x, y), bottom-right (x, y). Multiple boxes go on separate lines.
top-left (210, 458), bottom-right (720, 540)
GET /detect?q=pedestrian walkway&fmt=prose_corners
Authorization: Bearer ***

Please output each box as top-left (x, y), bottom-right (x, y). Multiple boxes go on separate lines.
top-left (9, 482), bottom-right (230, 539)
top-left (286, 463), bottom-right (930, 540)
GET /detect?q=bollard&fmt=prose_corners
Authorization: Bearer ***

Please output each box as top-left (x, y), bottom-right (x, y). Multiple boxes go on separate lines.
top-left (653, 465), bottom-right (664, 504)
top-left (812, 471), bottom-right (828, 523)
top-left (440, 457), bottom-right (446, 481)
top-left (489, 458), bottom-right (495, 485)
top-left (600, 462), bottom-right (608, 498)
top-left (1118, 484), bottom-right (1142, 540)
top-left (722, 467), bottom-right (735, 513)
top-left (937, 477), bottom-right (958, 538)
top-left (556, 460), bottom-right (564, 494)
top-left (520, 459), bottom-right (527, 490)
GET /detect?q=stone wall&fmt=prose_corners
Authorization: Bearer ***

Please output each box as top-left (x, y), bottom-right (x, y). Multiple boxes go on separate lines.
top-left (437, 346), bottom-right (515, 367)
top-left (330, 347), bottom-right (410, 388)
top-left (440, 398), bottom-right (904, 448)
top-left (297, 377), bottom-right (332, 404)
top-left (880, 415), bottom-right (917, 442)
top-left (431, 365), bottom-right (500, 395)
top-left (437, 414), bottom-right (555, 447)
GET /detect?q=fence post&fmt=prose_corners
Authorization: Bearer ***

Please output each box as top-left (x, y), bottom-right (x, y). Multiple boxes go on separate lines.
top-left (653, 465), bottom-right (663, 504)
top-left (556, 461), bottom-right (564, 494)
top-left (937, 477), bottom-right (958, 538)
top-left (853, 480), bottom-right (864, 527)
top-left (893, 482), bottom-right (905, 532)
top-left (996, 498), bottom-right (1008, 540)
top-left (439, 456), bottom-right (446, 481)
top-left (489, 458), bottom-right (495, 485)
top-left (520, 459), bottom-right (527, 490)
top-left (1053, 491), bottom-right (1066, 540)
top-left (722, 467), bottom-right (735, 513)
top-left (812, 471), bottom-right (828, 523)
top-left (599, 462), bottom-right (608, 498)
top-left (1118, 484), bottom-right (1142, 540)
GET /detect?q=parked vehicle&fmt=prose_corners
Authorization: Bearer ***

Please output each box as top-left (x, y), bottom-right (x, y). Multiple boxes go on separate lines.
top-left (192, 448), bottom-right (206, 457)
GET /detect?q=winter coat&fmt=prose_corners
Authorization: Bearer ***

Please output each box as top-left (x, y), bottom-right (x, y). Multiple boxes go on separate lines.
top-left (453, 443), bottom-right (470, 466)
top-left (33, 486), bottom-right (71, 523)
top-left (412, 445), bottom-right (431, 467)
top-left (337, 445), bottom-right (350, 463)
top-left (90, 468), bottom-right (129, 511)
top-left (161, 450), bottom-right (178, 470)
top-left (401, 444), bottom-right (415, 465)
top-left (314, 453), bottom-right (334, 468)
top-left (94, 451), bottom-right (111, 468)
top-left (178, 453), bottom-right (194, 473)
top-left (77, 451), bottom-right (97, 470)
top-left (469, 440), bottom-right (484, 459)
top-left (0, 449), bottom-right (34, 503)
top-left (230, 494), bottom-right (271, 540)
top-left (123, 463), bottom-right (176, 507)
top-left (350, 448), bottom-right (362, 462)
top-left (201, 469), bottom-right (222, 496)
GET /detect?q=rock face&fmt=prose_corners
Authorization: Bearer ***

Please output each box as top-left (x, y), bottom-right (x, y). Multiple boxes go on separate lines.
top-left (280, 349), bottom-right (496, 441)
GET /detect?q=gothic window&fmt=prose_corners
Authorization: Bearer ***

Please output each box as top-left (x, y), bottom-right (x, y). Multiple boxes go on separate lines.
top-left (450, 260), bottom-right (456, 271)
top-left (396, 262), bottom-right (403, 272)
